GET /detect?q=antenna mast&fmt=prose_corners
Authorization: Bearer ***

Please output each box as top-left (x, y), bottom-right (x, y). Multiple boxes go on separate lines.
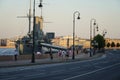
top-left (28, 0), bottom-right (32, 34)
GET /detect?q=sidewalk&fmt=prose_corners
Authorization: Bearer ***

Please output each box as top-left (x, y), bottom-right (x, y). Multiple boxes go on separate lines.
top-left (0, 53), bottom-right (103, 68)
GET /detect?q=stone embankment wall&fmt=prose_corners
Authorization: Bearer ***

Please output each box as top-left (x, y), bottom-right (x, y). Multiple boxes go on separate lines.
top-left (0, 53), bottom-right (59, 61)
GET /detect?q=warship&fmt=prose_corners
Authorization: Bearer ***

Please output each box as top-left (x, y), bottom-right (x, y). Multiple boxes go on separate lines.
top-left (15, 0), bottom-right (67, 55)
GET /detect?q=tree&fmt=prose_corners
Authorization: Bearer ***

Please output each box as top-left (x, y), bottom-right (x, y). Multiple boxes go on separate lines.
top-left (106, 42), bottom-right (111, 48)
top-left (111, 42), bottom-right (115, 47)
top-left (116, 43), bottom-right (120, 47)
top-left (93, 34), bottom-right (105, 49)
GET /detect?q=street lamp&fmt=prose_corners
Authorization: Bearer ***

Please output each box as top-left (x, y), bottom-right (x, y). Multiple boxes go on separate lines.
top-left (38, 0), bottom-right (43, 7)
top-left (93, 24), bottom-right (98, 38)
top-left (72, 11), bottom-right (80, 60)
top-left (90, 18), bottom-right (96, 57)
top-left (38, 0), bottom-right (43, 17)
top-left (32, 0), bottom-right (42, 63)
top-left (103, 29), bottom-right (107, 37)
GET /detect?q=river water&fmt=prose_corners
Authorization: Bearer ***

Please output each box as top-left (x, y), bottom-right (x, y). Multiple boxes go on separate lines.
top-left (0, 48), bottom-right (59, 56)
top-left (0, 48), bottom-right (16, 56)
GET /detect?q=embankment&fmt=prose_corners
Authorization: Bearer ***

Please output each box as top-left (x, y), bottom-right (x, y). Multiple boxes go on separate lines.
top-left (0, 53), bottom-right (59, 61)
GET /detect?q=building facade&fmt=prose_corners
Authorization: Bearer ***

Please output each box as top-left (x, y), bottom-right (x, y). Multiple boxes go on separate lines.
top-left (52, 36), bottom-right (90, 48)
top-left (105, 38), bottom-right (120, 48)
top-left (0, 39), bottom-right (15, 48)
top-left (52, 36), bottom-right (120, 49)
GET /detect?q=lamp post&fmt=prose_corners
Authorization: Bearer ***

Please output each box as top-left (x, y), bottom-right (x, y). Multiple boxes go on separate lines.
top-left (93, 23), bottom-right (98, 55)
top-left (102, 29), bottom-right (107, 53)
top-left (31, 0), bottom-right (36, 63)
top-left (72, 11), bottom-right (80, 60)
top-left (90, 18), bottom-right (96, 57)
top-left (31, 0), bottom-right (43, 63)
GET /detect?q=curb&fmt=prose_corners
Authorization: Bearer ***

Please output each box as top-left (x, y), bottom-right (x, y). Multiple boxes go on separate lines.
top-left (0, 53), bottom-right (104, 68)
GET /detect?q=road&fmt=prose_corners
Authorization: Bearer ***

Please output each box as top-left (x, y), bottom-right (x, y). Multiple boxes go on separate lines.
top-left (0, 49), bottom-right (120, 80)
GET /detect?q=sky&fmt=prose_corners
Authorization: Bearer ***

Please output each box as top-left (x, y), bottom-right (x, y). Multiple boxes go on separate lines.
top-left (0, 0), bottom-right (120, 39)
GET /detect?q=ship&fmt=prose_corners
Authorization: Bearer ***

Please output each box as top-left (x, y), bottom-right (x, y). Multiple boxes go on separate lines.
top-left (15, 0), bottom-right (67, 55)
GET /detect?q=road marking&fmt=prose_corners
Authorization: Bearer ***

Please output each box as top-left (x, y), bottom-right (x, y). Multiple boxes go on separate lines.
top-left (64, 62), bottom-right (120, 80)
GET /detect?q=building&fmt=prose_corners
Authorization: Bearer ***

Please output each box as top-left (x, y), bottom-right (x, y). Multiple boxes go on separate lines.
top-left (52, 36), bottom-right (120, 49)
top-left (105, 38), bottom-right (120, 48)
top-left (0, 39), bottom-right (7, 46)
top-left (0, 39), bottom-right (15, 48)
top-left (52, 36), bottom-right (90, 48)
top-left (106, 38), bottom-right (120, 44)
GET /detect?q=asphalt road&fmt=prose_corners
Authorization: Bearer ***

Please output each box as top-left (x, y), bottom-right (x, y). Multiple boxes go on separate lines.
top-left (0, 49), bottom-right (120, 80)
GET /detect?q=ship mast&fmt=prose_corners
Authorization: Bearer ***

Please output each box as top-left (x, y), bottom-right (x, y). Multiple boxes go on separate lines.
top-left (28, 0), bottom-right (32, 35)
top-left (17, 0), bottom-right (32, 36)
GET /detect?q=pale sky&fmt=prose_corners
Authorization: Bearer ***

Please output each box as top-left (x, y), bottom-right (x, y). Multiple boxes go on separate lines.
top-left (0, 0), bottom-right (120, 39)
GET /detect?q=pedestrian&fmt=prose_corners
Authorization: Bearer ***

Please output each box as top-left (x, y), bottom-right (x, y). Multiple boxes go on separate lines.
top-left (76, 49), bottom-right (79, 54)
top-left (58, 50), bottom-right (62, 57)
top-left (14, 49), bottom-right (18, 61)
top-left (66, 50), bottom-right (69, 60)
top-left (61, 50), bottom-right (66, 61)
top-left (69, 49), bottom-right (72, 56)
top-left (50, 53), bottom-right (53, 60)
top-left (36, 51), bottom-right (41, 55)
top-left (49, 48), bottom-right (53, 60)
